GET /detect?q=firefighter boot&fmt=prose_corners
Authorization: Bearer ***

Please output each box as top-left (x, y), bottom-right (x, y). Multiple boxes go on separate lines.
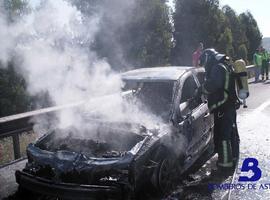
top-left (217, 140), bottom-right (234, 176)
top-left (231, 123), bottom-right (240, 168)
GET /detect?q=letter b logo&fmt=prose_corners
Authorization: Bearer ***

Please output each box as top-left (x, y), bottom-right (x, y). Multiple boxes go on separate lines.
top-left (239, 158), bottom-right (262, 182)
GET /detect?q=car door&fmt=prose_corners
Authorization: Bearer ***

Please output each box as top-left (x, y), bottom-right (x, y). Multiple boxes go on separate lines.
top-left (178, 73), bottom-right (208, 158)
top-left (192, 71), bottom-right (213, 153)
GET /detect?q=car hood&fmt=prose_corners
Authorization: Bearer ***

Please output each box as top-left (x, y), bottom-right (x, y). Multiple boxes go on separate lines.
top-left (27, 143), bottom-right (136, 172)
top-left (26, 121), bottom-right (154, 172)
top-left (24, 119), bottom-right (175, 186)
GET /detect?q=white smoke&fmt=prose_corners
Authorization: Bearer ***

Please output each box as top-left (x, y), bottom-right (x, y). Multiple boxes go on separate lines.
top-left (0, 0), bottom-right (165, 134)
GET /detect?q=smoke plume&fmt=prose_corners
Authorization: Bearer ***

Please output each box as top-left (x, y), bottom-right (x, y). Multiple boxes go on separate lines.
top-left (0, 0), bottom-right (166, 136)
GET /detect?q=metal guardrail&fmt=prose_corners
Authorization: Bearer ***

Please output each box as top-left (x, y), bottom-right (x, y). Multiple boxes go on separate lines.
top-left (0, 102), bottom-right (83, 167)
top-left (246, 64), bottom-right (256, 78)
top-left (246, 62), bottom-right (270, 78)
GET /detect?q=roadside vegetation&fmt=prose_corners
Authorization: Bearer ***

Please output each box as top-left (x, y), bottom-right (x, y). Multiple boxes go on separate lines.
top-left (0, 0), bottom-right (262, 116)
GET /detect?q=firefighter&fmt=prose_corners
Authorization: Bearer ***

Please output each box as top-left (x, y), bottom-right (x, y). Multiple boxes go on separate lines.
top-left (198, 48), bottom-right (240, 177)
top-left (253, 49), bottom-right (262, 82)
top-left (261, 48), bottom-right (269, 80)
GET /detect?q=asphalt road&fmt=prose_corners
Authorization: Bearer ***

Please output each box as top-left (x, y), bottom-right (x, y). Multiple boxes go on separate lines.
top-left (230, 79), bottom-right (270, 200)
top-left (241, 79), bottom-right (270, 110)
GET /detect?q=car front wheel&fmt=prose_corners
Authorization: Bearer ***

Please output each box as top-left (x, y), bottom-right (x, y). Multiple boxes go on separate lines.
top-left (152, 151), bottom-right (180, 195)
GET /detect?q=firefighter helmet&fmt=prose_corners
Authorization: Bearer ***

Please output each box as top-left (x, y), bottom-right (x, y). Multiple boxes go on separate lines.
top-left (199, 48), bottom-right (225, 68)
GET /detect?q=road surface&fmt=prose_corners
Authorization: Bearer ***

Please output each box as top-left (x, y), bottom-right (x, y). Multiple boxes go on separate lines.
top-left (230, 80), bottom-right (270, 200)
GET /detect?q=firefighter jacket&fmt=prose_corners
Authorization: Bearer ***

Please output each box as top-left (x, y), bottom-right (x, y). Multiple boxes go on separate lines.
top-left (202, 62), bottom-right (237, 113)
top-left (262, 51), bottom-right (269, 62)
top-left (253, 53), bottom-right (262, 67)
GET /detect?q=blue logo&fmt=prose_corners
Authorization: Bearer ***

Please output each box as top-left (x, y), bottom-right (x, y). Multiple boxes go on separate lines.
top-left (238, 158), bottom-right (262, 182)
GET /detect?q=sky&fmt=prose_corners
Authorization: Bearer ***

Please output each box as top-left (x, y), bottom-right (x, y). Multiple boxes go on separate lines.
top-left (219, 0), bottom-right (270, 38)
top-left (168, 0), bottom-right (270, 38)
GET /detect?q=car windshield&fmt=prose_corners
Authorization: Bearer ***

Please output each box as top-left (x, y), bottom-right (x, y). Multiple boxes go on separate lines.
top-left (123, 80), bottom-right (174, 120)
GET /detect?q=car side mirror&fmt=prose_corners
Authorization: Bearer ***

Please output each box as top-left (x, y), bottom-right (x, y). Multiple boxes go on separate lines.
top-left (179, 101), bottom-right (190, 119)
top-left (179, 101), bottom-right (188, 112)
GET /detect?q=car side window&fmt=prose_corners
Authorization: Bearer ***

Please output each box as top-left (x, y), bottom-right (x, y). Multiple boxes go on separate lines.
top-left (196, 72), bottom-right (205, 85)
top-left (180, 76), bottom-right (197, 103)
top-left (179, 75), bottom-right (201, 116)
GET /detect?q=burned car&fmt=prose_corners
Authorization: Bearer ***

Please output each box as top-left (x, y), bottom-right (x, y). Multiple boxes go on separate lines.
top-left (16, 67), bottom-right (214, 199)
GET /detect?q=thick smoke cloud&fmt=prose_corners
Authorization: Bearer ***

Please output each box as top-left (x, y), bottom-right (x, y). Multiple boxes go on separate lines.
top-left (0, 0), bottom-right (164, 134)
top-left (0, 0), bottom-right (188, 160)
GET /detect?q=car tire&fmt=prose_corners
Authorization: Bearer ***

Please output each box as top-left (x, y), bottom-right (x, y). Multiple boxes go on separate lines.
top-left (151, 148), bottom-right (180, 195)
top-left (17, 186), bottom-right (38, 200)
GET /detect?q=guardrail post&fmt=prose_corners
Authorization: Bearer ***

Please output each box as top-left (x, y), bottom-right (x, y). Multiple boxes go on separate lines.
top-left (12, 134), bottom-right (20, 159)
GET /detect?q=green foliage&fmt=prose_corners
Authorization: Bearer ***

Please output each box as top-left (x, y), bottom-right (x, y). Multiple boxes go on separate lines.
top-left (124, 0), bottom-right (173, 67)
top-left (222, 5), bottom-right (248, 59)
top-left (0, 63), bottom-right (31, 117)
top-left (239, 12), bottom-right (262, 61)
top-left (238, 44), bottom-right (248, 63)
top-left (217, 27), bottom-right (233, 56)
top-left (3, 0), bottom-right (30, 22)
top-left (172, 0), bottom-right (262, 65)
top-left (0, 0), bottom-right (31, 117)
top-left (172, 0), bottom-right (224, 65)
top-left (73, 0), bottom-right (261, 66)
top-left (72, 0), bottom-right (173, 69)
top-left (0, 0), bottom-right (263, 117)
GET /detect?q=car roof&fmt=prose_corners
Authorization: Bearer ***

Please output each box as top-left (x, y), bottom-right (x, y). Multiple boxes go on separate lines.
top-left (121, 66), bottom-right (196, 81)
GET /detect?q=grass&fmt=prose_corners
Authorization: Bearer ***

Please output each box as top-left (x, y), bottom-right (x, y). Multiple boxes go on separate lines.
top-left (0, 137), bottom-right (14, 165)
top-left (0, 131), bottom-right (38, 166)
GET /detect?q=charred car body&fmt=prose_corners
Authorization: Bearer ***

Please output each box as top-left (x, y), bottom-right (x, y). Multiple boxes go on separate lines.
top-left (16, 67), bottom-right (214, 199)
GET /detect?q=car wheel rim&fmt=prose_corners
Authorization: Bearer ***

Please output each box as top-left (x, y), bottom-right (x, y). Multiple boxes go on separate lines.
top-left (158, 158), bottom-right (174, 193)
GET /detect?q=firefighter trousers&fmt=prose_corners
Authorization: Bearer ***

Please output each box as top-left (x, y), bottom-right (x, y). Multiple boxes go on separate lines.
top-left (213, 106), bottom-right (239, 170)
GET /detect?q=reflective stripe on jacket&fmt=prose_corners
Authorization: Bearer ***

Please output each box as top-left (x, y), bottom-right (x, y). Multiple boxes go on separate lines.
top-left (208, 67), bottom-right (229, 112)
top-left (203, 63), bottom-right (236, 112)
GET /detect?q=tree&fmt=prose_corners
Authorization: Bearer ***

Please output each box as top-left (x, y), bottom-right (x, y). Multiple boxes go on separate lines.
top-left (222, 5), bottom-right (248, 59)
top-left (0, 0), bottom-right (31, 117)
top-left (0, 62), bottom-right (31, 117)
top-left (72, 0), bottom-right (173, 69)
top-left (216, 27), bottom-right (234, 56)
top-left (238, 44), bottom-right (248, 62)
top-left (123, 0), bottom-right (173, 67)
top-left (3, 0), bottom-right (30, 22)
top-left (172, 0), bottom-right (226, 65)
top-left (172, 0), bottom-right (262, 65)
top-left (239, 12), bottom-right (262, 62)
